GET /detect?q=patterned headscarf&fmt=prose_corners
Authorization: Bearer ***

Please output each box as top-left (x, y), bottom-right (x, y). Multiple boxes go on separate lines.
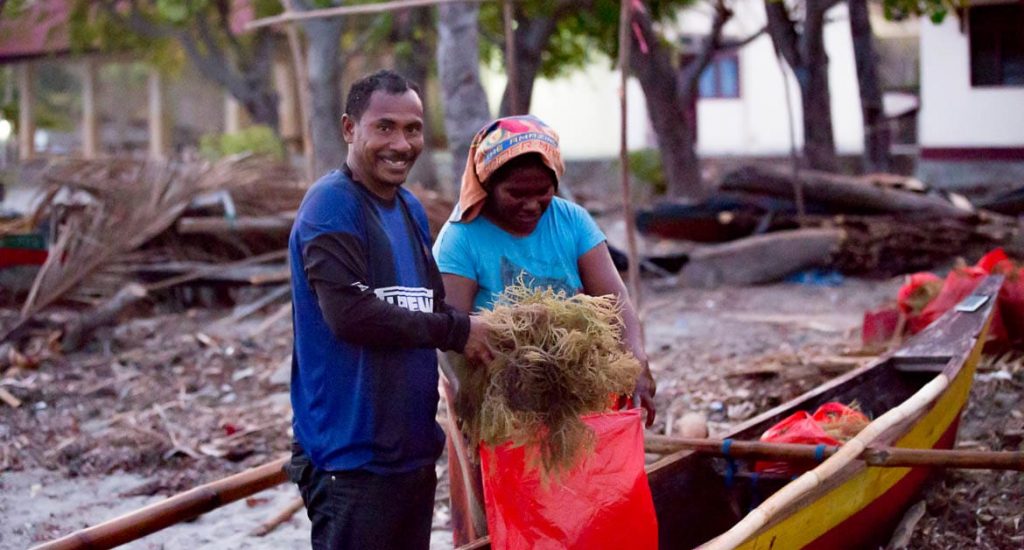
top-left (449, 115), bottom-right (565, 223)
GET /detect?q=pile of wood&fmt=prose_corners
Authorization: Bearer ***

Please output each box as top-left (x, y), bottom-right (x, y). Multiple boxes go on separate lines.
top-left (646, 165), bottom-right (1021, 286)
top-left (0, 155), bottom-right (454, 353)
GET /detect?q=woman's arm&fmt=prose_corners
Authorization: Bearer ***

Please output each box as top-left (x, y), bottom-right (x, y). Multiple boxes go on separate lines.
top-left (441, 273), bottom-right (479, 314)
top-left (579, 242), bottom-right (657, 427)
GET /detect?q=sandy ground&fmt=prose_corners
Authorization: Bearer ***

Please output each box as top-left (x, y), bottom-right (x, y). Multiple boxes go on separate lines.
top-left (3, 275), bottom-right (1021, 549)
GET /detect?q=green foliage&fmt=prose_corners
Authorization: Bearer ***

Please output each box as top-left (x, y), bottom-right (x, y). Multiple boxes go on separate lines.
top-left (479, 0), bottom-right (693, 79)
top-left (881, 0), bottom-right (967, 23)
top-left (199, 125), bottom-right (285, 161)
top-left (629, 148), bottom-right (667, 196)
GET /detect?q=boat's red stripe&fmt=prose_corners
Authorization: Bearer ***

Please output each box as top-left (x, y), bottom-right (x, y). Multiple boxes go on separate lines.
top-left (0, 248), bottom-right (48, 267)
top-left (803, 413), bottom-right (962, 549)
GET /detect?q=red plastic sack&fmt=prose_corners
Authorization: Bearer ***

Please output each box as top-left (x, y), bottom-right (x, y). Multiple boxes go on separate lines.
top-left (479, 409), bottom-right (658, 550)
top-left (812, 402), bottom-right (870, 442)
top-left (909, 266), bottom-right (1008, 341)
top-left (896, 272), bottom-right (942, 315)
top-left (861, 305), bottom-right (902, 347)
top-left (755, 410), bottom-right (839, 475)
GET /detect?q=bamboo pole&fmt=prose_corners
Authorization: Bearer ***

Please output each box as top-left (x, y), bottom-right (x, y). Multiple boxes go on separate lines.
top-left (644, 435), bottom-right (1024, 471)
top-left (32, 457), bottom-right (289, 550)
top-left (246, 0), bottom-right (493, 30)
top-left (700, 372), bottom-right (953, 550)
top-left (617, 0), bottom-right (643, 310)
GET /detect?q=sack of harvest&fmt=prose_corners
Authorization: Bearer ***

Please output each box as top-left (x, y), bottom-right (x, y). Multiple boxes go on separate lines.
top-left (456, 284), bottom-right (641, 475)
top-left (480, 409), bottom-right (658, 550)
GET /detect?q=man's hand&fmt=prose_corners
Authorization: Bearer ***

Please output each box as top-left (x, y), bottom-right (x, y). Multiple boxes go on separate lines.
top-left (462, 315), bottom-right (495, 366)
top-left (632, 364), bottom-right (657, 428)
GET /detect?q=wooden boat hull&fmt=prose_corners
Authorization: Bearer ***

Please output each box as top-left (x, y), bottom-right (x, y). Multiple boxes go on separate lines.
top-left (734, 341), bottom-right (980, 550)
top-left (649, 276), bottom-right (999, 550)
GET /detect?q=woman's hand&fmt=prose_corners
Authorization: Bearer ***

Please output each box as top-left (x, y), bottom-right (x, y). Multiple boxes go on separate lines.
top-left (633, 363), bottom-right (657, 428)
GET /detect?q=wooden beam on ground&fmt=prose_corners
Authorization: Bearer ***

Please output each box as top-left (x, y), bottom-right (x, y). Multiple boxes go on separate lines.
top-left (17, 62), bottom-right (35, 160)
top-left (81, 59), bottom-right (100, 158)
top-left (31, 457), bottom-right (289, 550)
top-left (679, 227), bottom-right (844, 288)
top-left (147, 68), bottom-right (167, 160)
top-left (246, 0), bottom-right (492, 29)
top-left (720, 165), bottom-right (975, 220)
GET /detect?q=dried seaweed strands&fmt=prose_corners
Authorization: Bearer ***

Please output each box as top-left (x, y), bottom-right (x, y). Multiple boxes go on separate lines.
top-left (459, 284), bottom-right (641, 476)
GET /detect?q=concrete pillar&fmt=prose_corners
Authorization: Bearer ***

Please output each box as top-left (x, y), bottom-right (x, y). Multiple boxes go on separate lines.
top-left (224, 92), bottom-right (243, 134)
top-left (81, 59), bottom-right (100, 158)
top-left (147, 67), bottom-right (167, 159)
top-left (17, 63), bottom-right (35, 160)
top-left (273, 58), bottom-right (300, 144)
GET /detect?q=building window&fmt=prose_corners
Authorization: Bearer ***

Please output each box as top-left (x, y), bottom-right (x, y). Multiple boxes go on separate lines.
top-left (698, 54), bottom-right (740, 99)
top-left (969, 3), bottom-right (1024, 87)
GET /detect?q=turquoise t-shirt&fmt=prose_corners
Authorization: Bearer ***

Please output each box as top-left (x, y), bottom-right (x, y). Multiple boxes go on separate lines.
top-left (433, 197), bottom-right (606, 311)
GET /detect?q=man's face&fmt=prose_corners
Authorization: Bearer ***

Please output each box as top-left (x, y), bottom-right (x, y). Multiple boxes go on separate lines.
top-left (342, 89), bottom-right (424, 198)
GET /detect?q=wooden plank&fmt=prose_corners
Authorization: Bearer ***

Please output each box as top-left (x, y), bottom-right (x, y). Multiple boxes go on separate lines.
top-left (175, 214), bottom-right (295, 235)
top-left (123, 262), bottom-right (290, 285)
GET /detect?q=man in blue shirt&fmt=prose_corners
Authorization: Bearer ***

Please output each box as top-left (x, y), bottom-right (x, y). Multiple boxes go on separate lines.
top-left (285, 70), bottom-right (492, 550)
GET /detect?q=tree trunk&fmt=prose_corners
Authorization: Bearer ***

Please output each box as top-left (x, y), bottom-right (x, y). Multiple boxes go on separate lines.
top-left (303, 18), bottom-right (345, 178)
top-left (437, 3), bottom-right (492, 192)
top-left (498, 16), bottom-right (557, 116)
top-left (628, 8), bottom-right (703, 199)
top-left (848, 0), bottom-right (891, 173)
top-left (394, 8), bottom-right (439, 189)
top-left (799, 0), bottom-right (838, 171)
top-left (765, 0), bottom-right (838, 172)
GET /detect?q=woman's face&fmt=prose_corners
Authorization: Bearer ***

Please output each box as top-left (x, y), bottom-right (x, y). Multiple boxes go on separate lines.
top-left (485, 160), bottom-right (556, 236)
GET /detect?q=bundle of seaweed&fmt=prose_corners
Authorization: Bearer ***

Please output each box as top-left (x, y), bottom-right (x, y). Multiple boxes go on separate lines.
top-left (455, 284), bottom-right (641, 476)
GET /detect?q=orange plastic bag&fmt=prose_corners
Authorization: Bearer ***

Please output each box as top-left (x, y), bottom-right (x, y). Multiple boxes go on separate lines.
top-left (479, 409), bottom-right (658, 550)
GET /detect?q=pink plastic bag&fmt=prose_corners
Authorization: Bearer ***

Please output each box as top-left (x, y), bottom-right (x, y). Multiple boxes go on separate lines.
top-left (479, 409), bottom-right (658, 550)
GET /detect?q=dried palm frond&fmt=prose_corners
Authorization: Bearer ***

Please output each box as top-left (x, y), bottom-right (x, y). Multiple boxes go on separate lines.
top-left (456, 284), bottom-right (641, 476)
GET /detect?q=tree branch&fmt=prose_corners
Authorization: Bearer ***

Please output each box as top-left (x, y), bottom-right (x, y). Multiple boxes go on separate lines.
top-left (764, 0), bottom-right (801, 70)
top-left (679, 0), bottom-right (733, 99)
top-left (97, 0), bottom-right (170, 40)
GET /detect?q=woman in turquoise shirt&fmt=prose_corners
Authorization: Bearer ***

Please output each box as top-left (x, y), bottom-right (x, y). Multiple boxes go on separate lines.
top-left (432, 115), bottom-right (656, 545)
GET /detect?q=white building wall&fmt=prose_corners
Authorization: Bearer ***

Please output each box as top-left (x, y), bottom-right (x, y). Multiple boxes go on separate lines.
top-left (482, 0), bottom-right (865, 160)
top-left (919, 16), bottom-right (1024, 148)
top-left (682, 1), bottom-right (863, 156)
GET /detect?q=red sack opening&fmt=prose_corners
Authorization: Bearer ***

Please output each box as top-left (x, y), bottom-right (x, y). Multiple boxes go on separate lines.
top-left (480, 409), bottom-right (658, 550)
top-left (755, 403), bottom-right (869, 475)
top-left (754, 410), bottom-right (839, 475)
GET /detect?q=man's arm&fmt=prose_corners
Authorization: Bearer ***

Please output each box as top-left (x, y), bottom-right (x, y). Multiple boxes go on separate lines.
top-left (304, 231), bottom-right (470, 351)
top-left (578, 242), bottom-right (657, 427)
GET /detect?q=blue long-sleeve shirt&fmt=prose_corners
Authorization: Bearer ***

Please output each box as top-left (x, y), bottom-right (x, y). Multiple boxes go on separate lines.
top-left (289, 166), bottom-right (469, 473)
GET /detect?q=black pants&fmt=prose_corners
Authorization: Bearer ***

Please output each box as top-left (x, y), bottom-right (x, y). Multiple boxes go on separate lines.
top-left (285, 442), bottom-right (437, 550)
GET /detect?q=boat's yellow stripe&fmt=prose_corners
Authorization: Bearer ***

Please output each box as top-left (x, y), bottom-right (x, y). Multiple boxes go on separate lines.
top-left (735, 342), bottom-right (982, 549)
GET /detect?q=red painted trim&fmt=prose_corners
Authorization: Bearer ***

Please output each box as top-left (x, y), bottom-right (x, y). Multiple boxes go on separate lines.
top-left (803, 413), bottom-right (963, 550)
top-left (920, 147), bottom-right (1024, 161)
top-left (0, 248), bottom-right (48, 268)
